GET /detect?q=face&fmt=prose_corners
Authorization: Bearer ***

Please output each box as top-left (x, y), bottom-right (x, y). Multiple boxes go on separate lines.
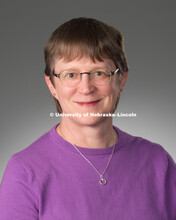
top-left (45, 57), bottom-right (128, 126)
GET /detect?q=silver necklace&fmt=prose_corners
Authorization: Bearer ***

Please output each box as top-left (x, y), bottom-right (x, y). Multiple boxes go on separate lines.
top-left (71, 141), bottom-right (116, 186)
top-left (58, 125), bottom-right (117, 185)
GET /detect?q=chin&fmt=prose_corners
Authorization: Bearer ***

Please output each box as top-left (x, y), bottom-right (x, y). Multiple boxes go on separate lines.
top-left (67, 111), bottom-right (112, 127)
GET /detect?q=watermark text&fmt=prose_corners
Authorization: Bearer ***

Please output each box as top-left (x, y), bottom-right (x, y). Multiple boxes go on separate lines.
top-left (49, 112), bottom-right (137, 118)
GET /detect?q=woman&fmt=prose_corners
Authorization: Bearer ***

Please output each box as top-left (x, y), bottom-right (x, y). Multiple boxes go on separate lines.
top-left (0, 17), bottom-right (176, 219)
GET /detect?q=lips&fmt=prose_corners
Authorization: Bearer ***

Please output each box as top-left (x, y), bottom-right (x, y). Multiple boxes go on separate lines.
top-left (75, 100), bottom-right (101, 107)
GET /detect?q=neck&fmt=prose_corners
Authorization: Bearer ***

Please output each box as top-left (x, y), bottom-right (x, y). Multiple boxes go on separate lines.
top-left (56, 117), bottom-right (118, 149)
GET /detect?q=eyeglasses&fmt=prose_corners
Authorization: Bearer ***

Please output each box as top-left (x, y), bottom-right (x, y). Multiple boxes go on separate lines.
top-left (52, 68), bottom-right (119, 87)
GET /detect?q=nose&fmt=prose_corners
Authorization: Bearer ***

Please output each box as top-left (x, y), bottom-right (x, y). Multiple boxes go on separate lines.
top-left (77, 73), bottom-right (95, 95)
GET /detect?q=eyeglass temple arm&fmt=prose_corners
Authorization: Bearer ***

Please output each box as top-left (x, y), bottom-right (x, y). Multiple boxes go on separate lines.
top-left (52, 71), bottom-right (60, 78)
top-left (111, 68), bottom-right (120, 76)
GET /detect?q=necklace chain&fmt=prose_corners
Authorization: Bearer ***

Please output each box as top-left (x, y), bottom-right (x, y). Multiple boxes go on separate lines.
top-left (58, 125), bottom-right (117, 185)
top-left (71, 143), bottom-right (116, 185)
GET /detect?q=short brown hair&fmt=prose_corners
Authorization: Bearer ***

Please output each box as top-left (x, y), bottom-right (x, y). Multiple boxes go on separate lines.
top-left (44, 17), bottom-right (128, 113)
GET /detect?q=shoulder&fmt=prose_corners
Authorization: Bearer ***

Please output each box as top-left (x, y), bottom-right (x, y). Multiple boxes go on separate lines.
top-left (115, 125), bottom-right (165, 151)
top-left (115, 126), bottom-right (176, 185)
top-left (7, 125), bottom-right (59, 175)
top-left (13, 128), bottom-right (52, 160)
top-left (114, 126), bottom-right (171, 168)
top-left (1, 125), bottom-right (60, 189)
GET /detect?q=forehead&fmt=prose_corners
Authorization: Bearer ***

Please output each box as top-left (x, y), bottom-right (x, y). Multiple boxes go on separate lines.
top-left (54, 57), bottom-right (115, 71)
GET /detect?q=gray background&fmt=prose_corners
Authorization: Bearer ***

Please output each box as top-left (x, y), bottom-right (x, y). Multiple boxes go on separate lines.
top-left (0, 0), bottom-right (176, 181)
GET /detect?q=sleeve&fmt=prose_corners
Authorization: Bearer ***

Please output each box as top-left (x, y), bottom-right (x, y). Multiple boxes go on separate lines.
top-left (0, 156), bottom-right (39, 220)
top-left (165, 152), bottom-right (176, 219)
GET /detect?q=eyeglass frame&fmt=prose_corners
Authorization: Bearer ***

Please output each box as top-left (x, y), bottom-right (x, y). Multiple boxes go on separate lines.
top-left (52, 68), bottom-right (120, 87)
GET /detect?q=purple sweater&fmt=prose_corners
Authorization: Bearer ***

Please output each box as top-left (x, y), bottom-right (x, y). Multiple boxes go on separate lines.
top-left (0, 124), bottom-right (176, 219)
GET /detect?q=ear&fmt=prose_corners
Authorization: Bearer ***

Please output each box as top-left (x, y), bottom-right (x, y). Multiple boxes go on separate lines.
top-left (44, 74), bottom-right (58, 99)
top-left (120, 71), bottom-right (128, 92)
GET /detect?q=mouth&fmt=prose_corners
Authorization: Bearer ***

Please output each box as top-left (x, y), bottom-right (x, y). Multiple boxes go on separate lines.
top-left (75, 100), bottom-right (101, 107)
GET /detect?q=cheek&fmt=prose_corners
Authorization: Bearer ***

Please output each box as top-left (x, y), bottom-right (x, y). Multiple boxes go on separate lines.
top-left (55, 86), bottom-right (75, 105)
top-left (106, 83), bottom-right (121, 112)
top-left (106, 82), bottom-right (120, 101)
top-left (112, 78), bottom-right (121, 96)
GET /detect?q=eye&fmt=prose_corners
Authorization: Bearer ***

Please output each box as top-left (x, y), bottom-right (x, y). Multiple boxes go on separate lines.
top-left (64, 72), bottom-right (77, 78)
top-left (68, 73), bottom-right (74, 78)
top-left (93, 71), bottom-right (110, 78)
top-left (94, 71), bottom-right (105, 76)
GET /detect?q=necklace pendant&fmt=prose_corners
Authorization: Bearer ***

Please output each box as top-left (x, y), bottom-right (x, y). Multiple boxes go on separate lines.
top-left (99, 176), bottom-right (107, 185)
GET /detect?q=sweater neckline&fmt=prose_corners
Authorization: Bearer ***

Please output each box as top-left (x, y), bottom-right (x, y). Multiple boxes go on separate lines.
top-left (50, 123), bottom-right (125, 155)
